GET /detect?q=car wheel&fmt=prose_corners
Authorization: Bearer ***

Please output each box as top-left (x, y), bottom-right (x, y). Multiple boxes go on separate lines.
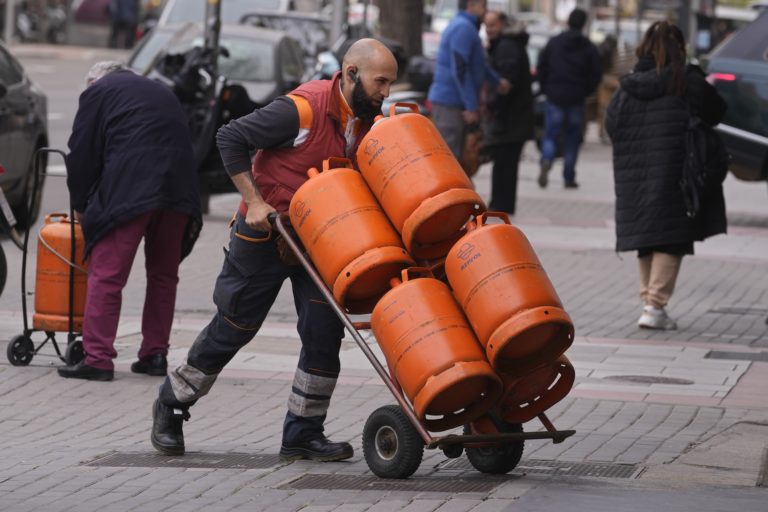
top-left (11, 151), bottom-right (46, 231)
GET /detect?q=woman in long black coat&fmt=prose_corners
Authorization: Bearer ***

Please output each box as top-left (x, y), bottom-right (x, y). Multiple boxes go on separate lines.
top-left (606, 21), bottom-right (727, 330)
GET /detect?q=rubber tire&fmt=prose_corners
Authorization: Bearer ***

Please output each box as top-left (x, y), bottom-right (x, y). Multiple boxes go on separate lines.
top-left (463, 418), bottom-right (524, 475)
top-left (7, 335), bottom-right (34, 366)
top-left (362, 405), bottom-right (424, 479)
top-left (0, 245), bottom-right (6, 297)
top-left (64, 340), bottom-right (84, 366)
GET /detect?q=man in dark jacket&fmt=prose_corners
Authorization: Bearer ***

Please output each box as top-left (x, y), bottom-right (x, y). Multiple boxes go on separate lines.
top-left (482, 11), bottom-right (534, 214)
top-left (150, 40), bottom-right (398, 463)
top-left (536, 8), bottom-right (601, 188)
top-left (108, 0), bottom-right (139, 49)
top-left (58, 62), bottom-right (201, 381)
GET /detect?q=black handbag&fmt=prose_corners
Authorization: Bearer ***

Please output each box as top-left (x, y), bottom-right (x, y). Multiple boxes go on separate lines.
top-left (679, 112), bottom-right (730, 218)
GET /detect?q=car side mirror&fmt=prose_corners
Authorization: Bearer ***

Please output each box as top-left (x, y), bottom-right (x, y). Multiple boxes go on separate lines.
top-left (0, 82), bottom-right (7, 99)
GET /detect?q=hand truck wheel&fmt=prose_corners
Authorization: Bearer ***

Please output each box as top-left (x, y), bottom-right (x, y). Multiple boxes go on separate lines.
top-left (363, 405), bottom-right (424, 479)
top-left (7, 334), bottom-right (34, 366)
top-left (463, 414), bottom-right (524, 474)
top-left (64, 340), bottom-right (84, 366)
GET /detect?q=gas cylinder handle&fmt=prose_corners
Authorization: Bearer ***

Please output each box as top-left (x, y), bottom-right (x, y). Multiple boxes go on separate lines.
top-left (44, 212), bottom-right (72, 224)
top-left (322, 157), bottom-right (354, 172)
top-left (400, 266), bottom-right (433, 283)
top-left (469, 212), bottom-right (511, 232)
top-left (483, 211), bottom-right (513, 225)
top-left (388, 102), bottom-right (420, 117)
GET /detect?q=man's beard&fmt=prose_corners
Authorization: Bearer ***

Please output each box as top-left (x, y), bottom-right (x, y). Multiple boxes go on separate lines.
top-left (351, 79), bottom-right (382, 124)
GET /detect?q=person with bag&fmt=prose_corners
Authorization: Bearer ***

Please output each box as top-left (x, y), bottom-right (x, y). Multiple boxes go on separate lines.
top-left (427, 0), bottom-right (509, 164)
top-left (606, 21), bottom-right (727, 330)
top-left (150, 39), bottom-right (399, 462)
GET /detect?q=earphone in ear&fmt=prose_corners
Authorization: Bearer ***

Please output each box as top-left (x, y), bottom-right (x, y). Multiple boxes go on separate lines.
top-left (348, 69), bottom-right (358, 82)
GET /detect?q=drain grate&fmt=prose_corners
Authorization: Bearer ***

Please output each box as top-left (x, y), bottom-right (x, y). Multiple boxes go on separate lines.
top-left (85, 452), bottom-right (284, 469)
top-left (281, 474), bottom-right (502, 493)
top-left (706, 351), bottom-right (768, 362)
top-left (602, 375), bottom-right (694, 385)
top-left (439, 458), bottom-right (642, 479)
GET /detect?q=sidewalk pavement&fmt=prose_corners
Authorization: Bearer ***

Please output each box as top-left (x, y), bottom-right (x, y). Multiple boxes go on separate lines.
top-left (1, 107), bottom-right (768, 510)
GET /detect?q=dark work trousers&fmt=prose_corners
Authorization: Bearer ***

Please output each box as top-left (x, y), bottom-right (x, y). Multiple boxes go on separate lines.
top-left (488, 142), bottom-right (524, 215)
top-left (159, 215), bottom-right (345, 444)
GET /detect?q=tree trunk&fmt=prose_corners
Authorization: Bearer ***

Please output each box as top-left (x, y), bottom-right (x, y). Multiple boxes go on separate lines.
top-left (377, 0), bottom-right (424, 59)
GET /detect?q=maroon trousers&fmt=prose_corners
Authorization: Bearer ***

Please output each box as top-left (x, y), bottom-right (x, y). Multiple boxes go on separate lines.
top-left (83, 209), bottom-right (188, 370)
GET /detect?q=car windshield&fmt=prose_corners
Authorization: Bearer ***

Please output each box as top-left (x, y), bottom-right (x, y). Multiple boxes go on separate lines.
top-left (130, 27), bottom-right (275, 82)
top-left (165, 0), bottom-right (283, 24)
top-left (711, 12), bottom-right (768, 61)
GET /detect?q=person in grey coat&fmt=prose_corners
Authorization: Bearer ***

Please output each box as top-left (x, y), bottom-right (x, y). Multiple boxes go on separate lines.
top-left (606, 21), bottom-right (727, 330)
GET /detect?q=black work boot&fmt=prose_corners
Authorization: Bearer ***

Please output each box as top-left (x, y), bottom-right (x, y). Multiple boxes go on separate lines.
top-left (57, 360), bottom-right (114, 381)
top-left (131, 354), bottom-right (168, 376)
top-left (151, 399), bottom-right (189, 455)
top-left (280, 436), bottom-right (354, 462)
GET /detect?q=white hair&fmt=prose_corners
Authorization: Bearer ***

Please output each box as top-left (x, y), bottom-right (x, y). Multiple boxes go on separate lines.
top-left (86, 61), bottom-right (129, 86)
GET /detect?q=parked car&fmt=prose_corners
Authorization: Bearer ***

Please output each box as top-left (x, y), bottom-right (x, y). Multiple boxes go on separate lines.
top-left (157, 0), bottom-right (296, 26)
top-left (0, 41), bottom-right (48, 229)
top-left (704, 10), bottom-right (768, 183)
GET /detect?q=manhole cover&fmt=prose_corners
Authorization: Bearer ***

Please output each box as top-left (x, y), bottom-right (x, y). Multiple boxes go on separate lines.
top-left (85, 452), bottom-right (284, 469)
top-left (602, 375), bottom-right (693, 385)
top-left (281, 474), bottom-right (502, 493)
top-left (706, 351), bottom-right (768, 362)
top-left (439, 458), bottom-right (642, 479)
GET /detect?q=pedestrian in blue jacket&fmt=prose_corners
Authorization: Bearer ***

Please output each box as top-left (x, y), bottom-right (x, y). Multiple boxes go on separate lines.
top-left (428, 0), bottom-right (509, 160)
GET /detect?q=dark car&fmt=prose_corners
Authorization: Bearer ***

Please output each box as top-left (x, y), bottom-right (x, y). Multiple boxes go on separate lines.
top-left (0, 41), bottom-right (48, 229)
top-left (704, 10), bottom-right (768, 182)
top-left (128, 22), bottom-right (307, 206)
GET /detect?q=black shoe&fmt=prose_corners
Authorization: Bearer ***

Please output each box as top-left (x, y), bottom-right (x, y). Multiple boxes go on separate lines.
top-left (538, 160), bottom-right (552, 188)
top-left (151, 399), bottom-right (189, 456)
top-left (564, 181), bottom-right (580, 189)
top-left (279, 436), bottom-right (354, 462)
top-left (131, 354), bottom-right (168, 376)
top-left (57, 360), bottom-right (114, 381)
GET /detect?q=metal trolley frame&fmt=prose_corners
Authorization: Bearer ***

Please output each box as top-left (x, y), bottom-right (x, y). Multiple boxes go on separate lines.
top-left (269, 213), bottom-right (575, 479)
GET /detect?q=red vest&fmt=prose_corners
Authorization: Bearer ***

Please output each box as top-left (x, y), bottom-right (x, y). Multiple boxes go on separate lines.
top-left (239, 73), bottom-right (371, 215)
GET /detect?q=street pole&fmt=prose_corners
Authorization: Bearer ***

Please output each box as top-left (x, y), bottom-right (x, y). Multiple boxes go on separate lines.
top-left (203, 0), bottom-right (222, 74)
top-left (331, 0), bottom-right (346, 47)
top-left (3, 0), bottom-right (14, 44)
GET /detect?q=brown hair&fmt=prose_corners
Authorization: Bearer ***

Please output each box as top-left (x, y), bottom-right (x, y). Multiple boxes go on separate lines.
top-left (636, 21), bottom-right (687, 95)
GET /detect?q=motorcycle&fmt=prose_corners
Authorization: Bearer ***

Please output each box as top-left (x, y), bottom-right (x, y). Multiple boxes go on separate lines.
top-left (14, 1), bottom-right (67, 44)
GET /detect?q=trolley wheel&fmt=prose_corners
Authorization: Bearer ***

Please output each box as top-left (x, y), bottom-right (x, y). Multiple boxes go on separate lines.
top-left (442, 443), bottom-right (463, 459)
top-left (7, 335), bottom-right (34, 366)
top-left (463, 417), bottom-right (524, 475)
top-left (363, 405), bottom-right (424, 479)
top-left (64, 340), bottom-right (84, 366)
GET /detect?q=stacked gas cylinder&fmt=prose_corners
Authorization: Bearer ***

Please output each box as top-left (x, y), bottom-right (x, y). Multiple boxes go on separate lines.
top-left (289, 104), bottom-right (575, 433)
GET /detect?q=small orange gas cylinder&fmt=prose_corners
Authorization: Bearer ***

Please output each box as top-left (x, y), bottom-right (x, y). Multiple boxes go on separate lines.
top-left (356, 103), bottom-right (486, 260)
top-left (498, 355), bottom-right (575, 424)
top-left (371, 268), bottom-right (503, 432)
top-left (33, 213), bottom-right (88, 332)
top-left (289, 158), bottom-right (414, 313)
top-left (445, 212), bottom-right (574, 373)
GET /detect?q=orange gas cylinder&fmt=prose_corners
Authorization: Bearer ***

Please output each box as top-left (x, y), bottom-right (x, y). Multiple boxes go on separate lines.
top-left (33, 213), bottom-right (88, 332)
top-left (289, 158), bottom-right (414, 313)
top-left (498, 355), bottom-right (575, 424)
top-left (356, 103), bottom-right (486, 260)
top-left (371, 268), bottom-right (503, 432)
top-left (445, 212), bottom-right (574, 373)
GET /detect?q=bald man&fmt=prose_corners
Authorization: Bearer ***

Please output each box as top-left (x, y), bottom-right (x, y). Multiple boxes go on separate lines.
top-left (151, 39), bottom-right (398, 461)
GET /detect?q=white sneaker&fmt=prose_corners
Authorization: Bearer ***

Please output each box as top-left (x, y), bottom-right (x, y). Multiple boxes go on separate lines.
top-left (638, 305), bottom-right (678, 330)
